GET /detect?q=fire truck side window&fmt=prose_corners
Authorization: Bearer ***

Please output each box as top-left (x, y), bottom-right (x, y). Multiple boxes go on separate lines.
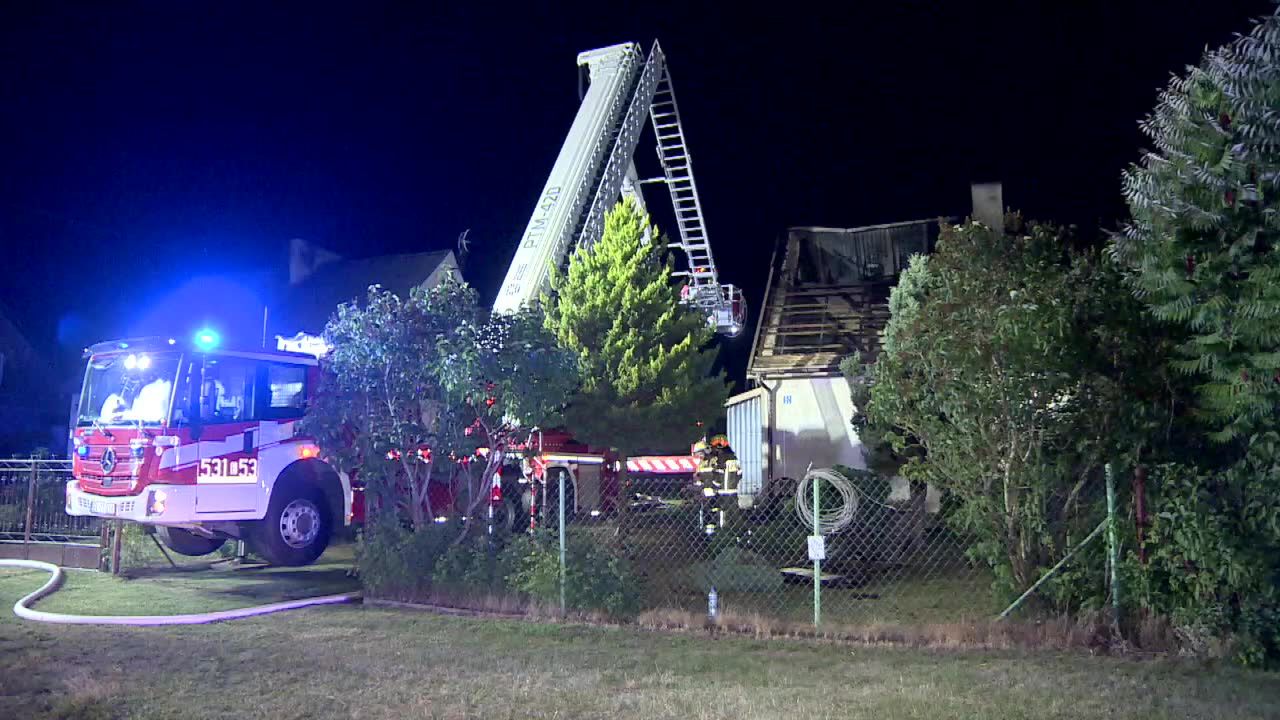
top-left (263, 363), bottom-right (307, 419)
top-left (199, 357), bottom-right (258, 423)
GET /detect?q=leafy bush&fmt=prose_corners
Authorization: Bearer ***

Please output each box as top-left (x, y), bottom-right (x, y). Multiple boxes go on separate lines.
top-left (115, 522), bottom-right (154, 570)
top-left (506, 530), bottom-right (644, 617)
top-left (1136, 457), bottom-right (1280, 665)
top-left (432, 532), bottom-right (530, 596)
top-left (861, 219), bottom-right (1168, 603)
top-left (356, 516), bottom-right (453, 599)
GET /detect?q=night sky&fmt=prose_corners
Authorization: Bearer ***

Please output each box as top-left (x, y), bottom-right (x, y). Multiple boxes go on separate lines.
top-left (2, 1), bottom-right (1272, 386)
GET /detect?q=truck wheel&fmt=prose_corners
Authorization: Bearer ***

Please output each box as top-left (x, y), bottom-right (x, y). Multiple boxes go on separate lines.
top-left (156, 526), bottom-right (226, 557)
top-left (483, 494), bottom-right (517, 535)
top-left (250, 485), bottom-right (331, 566)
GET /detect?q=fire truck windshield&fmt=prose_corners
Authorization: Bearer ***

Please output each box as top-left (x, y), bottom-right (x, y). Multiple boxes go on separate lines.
top-left (77, 352), bottom-right (182, 427)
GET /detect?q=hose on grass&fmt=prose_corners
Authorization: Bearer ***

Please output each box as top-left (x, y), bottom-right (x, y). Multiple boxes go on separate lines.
top-left (0, 559), bottom-right (360, 626)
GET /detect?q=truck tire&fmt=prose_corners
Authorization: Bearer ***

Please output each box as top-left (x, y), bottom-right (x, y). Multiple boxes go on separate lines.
top-left (489, 494), bottom-right (517, 535)
top-left (250, 484), bottom-right (331, 567)
top-left (156, 526), bottom-right (226, 557)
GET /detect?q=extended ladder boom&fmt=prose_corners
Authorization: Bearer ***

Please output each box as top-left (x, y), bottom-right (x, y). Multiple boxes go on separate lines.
top-left (493, 41), bottom-right (745, 337)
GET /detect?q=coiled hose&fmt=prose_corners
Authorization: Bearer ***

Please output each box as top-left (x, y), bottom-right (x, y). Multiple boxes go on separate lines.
top-left (795, 467), bottom-right (860, 535)
top-left (1, 559), bottom-right (360, 626)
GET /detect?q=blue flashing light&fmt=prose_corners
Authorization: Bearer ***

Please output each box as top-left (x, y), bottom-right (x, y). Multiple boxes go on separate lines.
top-left (193, 329), bottom-right (221, 351)
top-left (76, 444), bottom-right (90, 458)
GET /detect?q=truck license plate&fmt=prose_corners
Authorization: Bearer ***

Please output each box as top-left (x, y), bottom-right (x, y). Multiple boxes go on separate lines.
top-left (90, 500), bottom-right (116, 515)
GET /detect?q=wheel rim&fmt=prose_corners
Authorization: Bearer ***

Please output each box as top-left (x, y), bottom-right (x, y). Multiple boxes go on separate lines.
top-left (279, 498), bottom-right (321, 549)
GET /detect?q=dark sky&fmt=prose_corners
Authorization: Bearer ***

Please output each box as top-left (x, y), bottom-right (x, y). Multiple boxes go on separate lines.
top-left (1, 1), bottom-right (1273, 383)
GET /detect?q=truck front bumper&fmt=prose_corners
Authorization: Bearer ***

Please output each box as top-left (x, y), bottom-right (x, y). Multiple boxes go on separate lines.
top-left (65, 481), bottom-right (198, 524)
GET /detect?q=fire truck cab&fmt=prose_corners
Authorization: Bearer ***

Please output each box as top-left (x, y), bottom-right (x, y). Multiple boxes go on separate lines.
top-left (65, 335), bottom-right (349, 566)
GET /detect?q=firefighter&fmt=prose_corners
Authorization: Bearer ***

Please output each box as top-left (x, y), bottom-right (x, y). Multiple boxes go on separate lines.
top-left (693, 434), bottom-right (742, 534)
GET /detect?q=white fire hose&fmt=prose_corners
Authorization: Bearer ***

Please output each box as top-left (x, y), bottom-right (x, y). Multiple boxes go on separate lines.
top-left (1, 559), bottom-right (360, 626)
top-left (795, 468), bottom-right (860, 535)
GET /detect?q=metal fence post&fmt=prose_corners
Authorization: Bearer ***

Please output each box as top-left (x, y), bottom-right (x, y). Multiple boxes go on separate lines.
top-left (22, 458), bottom-right (37, 558)
top-left (1105, 462), bottom-right (1120, 627)
top-left (558, 470), bottom-right (566, 615)
top-left (111, 520), bottom-right (124, 575)
top-left (812, 473), bottom-right (821, 628)
top-left (100, 524), bottom-right (110, 571)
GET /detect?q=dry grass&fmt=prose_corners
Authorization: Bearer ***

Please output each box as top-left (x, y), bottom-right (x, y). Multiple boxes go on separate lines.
top-left (632, 606), bottom-right (1193, 657)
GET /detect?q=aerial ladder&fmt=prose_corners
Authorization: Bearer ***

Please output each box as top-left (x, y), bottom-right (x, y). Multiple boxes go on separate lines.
top-left (492, 41), bottom-right (746, 337)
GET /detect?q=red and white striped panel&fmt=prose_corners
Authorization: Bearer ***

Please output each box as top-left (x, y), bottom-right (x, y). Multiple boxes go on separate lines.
top-left (627, 456), bottom-right (697, 474)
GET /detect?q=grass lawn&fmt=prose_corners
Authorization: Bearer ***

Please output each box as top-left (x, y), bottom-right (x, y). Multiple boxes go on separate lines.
top-left (1, 554), bottom-right (1278, 720)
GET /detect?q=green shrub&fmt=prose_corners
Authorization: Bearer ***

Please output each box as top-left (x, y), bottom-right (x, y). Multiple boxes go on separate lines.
top-left (506, 530), bottom-right (644, 617)
top-left (1137, 458), bottom-right (1280, 666)
top-left (356, 516), bottom-right (453, 599)
top-left (117, 522), bottom-right (157, 569)
top-left (432, 532), bottom-right (530, 596)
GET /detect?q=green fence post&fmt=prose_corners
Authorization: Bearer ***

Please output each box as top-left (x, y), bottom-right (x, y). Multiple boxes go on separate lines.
top-left (1105, 462), bottom-right (1120, 628)
top-left (558, 470), bottom-right (566, 615)
top-left (813, 473), bottom-right (821, 628)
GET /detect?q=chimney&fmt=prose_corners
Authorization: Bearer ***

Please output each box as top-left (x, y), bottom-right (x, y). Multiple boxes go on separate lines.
top-left (970, 182), bottom-right (1004, 232)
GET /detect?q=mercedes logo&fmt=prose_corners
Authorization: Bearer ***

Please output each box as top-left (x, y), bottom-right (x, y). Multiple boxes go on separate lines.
top-left (100, 447), bottom-right (117, 474)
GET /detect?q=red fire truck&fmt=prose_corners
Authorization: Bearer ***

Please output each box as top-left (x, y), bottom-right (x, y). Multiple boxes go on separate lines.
top-left (66, 333), bottom-right (698, 565)
top-left (65, 334), bottom-right (348, 566)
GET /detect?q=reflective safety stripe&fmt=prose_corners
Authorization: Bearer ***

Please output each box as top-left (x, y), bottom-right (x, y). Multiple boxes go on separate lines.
top-left (159, 421), bottom-right (297, 471)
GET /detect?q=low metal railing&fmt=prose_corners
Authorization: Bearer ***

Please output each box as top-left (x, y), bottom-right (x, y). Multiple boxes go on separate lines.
top-left (0, 458), bottom-right (101, 543)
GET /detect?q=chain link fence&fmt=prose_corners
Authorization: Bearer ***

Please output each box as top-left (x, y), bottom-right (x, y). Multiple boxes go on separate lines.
top-left (528, 464), bottom-right (995, 627)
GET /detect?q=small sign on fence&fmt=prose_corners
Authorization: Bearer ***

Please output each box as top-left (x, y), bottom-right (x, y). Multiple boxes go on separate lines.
top-left (807, 535), bottom-right (826, 561)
